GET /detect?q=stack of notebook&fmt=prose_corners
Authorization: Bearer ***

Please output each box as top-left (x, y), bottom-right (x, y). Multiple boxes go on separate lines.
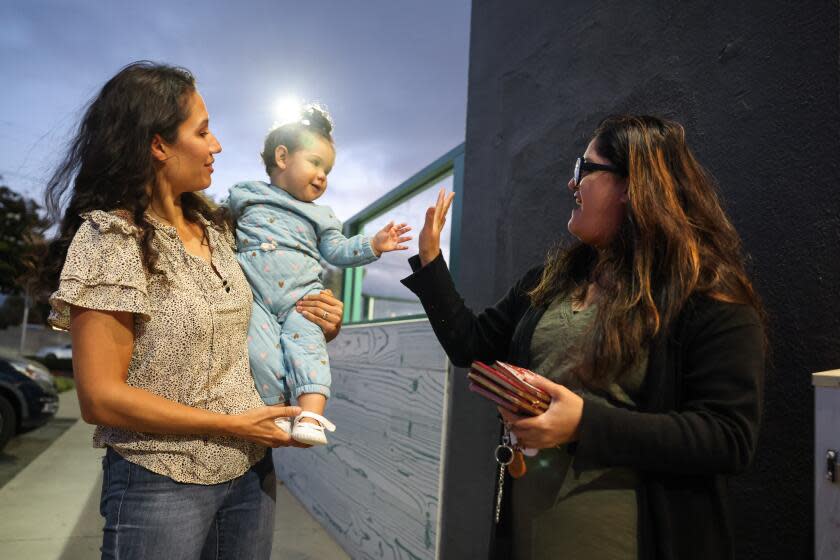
top-left (468, 361), bottom-right (550, 416)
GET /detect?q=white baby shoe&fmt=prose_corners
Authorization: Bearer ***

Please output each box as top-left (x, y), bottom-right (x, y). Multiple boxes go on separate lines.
top-left (290, 411), bottom-right (336, 446)
top-left (274, 417), bottom-right (292, 433)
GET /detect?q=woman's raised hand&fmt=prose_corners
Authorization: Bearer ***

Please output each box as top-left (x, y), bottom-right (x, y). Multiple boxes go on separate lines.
top-left (230, 404), bottom-right (311, 448)
top-left (498, 372), bottom-right (585, 449)
top-left (419, 188), bottom-right (455, 266)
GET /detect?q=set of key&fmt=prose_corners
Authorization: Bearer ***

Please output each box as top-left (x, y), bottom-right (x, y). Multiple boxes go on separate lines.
top-left (493, 422), bottom-right (527, 523)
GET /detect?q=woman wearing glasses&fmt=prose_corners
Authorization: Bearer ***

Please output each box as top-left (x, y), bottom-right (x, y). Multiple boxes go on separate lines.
top-left (402, 115), bottom-right (765, 559)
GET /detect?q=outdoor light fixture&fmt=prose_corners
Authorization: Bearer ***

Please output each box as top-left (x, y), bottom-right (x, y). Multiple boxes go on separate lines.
top-left (273, 95), bottom-right (305, 127)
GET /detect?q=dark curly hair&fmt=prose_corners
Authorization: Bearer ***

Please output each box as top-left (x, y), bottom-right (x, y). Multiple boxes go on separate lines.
top-left (261, 104), bottom-right (334, 175)
top-left (41, 61), bottom-right (227, 292)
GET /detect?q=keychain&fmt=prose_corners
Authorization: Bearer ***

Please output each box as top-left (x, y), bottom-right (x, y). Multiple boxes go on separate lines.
top-left (508, 448), bottom-right (527, 478)
top-left (494, 421), bottom-right (533, 523)
top-left (505, 423), bottom-right (529, 479)
top-left (493, 424), bottom-right (514, 524)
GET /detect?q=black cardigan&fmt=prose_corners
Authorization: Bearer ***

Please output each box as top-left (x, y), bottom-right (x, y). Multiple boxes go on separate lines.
top-left (401, 253), bottom-right (765, 560)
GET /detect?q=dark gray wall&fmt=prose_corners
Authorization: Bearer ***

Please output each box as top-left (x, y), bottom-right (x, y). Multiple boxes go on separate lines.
top-left (446, 1), bottom-right (839, 558)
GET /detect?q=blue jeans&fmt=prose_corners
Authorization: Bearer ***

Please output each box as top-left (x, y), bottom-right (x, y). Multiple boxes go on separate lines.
top-left (100, 447), bottom-right (275, 560)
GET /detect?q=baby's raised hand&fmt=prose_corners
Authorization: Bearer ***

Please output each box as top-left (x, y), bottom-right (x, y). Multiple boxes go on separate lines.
top-left (371, 221), bottom-right (412, 256)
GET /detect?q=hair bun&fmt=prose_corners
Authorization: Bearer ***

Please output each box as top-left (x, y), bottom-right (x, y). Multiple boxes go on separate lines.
top-left (261, 103), bottom-right (335, 175)
top-left (300, 104), bottom-right (333, 136)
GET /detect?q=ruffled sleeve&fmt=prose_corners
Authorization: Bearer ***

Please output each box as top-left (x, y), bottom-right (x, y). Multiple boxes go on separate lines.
top-left (48, 210), bottom-right (151, 331)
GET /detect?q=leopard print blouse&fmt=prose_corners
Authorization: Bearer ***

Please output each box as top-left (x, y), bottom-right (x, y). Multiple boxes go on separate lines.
top-left (49, 210), bottom-right (267, 484)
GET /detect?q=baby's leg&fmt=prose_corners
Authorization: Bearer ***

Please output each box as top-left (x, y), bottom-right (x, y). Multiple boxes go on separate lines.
top-left (280, 307), bottom-right (331, 400)
top-left (247, 300), bottom-right (288, 405)
top-left (296, 394), bottom-right (327, 426)
top-left (280, 308), bottom-right (331, 426)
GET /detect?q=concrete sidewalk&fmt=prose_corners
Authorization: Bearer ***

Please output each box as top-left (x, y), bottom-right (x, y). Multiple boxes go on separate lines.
top-left (0, 389), bottom-right (348, 560)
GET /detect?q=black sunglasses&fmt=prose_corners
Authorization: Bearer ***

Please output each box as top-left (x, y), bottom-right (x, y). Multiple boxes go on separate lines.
top-left (573, 157), bottom-right (622, 187)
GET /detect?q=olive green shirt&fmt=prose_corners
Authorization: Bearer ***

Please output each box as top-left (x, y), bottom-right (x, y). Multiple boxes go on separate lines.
top-left (512, 297), bottom-right (648, 560)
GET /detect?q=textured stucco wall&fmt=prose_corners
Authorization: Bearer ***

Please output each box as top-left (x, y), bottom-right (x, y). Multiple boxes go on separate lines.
top-left (450, 0), bottom-right (839, 558)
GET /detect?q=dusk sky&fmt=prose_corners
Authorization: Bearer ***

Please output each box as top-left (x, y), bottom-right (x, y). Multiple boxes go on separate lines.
top-left (0, 0), bottom-right (471, 222)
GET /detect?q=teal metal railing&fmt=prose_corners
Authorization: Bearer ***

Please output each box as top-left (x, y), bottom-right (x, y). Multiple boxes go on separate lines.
top-left (341, 143), bottom-right (464, 323)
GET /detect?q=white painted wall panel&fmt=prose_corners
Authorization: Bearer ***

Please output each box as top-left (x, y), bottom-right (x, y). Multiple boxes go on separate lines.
top-left (275, 319), bottom-right (449, 560)
top-left (815, 370), bottom-right (840, 560)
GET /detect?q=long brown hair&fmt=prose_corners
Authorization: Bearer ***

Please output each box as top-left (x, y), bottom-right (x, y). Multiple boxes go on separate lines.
top-left (529, 115), bottom-right (763, 386)
top-left (41, 61), bottom-right (228, 292)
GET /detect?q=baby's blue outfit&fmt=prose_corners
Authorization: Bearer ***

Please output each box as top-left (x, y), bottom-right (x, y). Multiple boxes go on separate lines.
top-left (229, 181), bottom-right (378, 405)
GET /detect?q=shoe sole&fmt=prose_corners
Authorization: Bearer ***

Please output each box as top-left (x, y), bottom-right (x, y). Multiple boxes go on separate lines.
top-left (292, 428), bottom-right (328, 446)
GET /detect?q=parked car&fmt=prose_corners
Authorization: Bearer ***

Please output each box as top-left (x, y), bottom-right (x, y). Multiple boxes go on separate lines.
top-left (0, 355), bottom-right (59, 452)
top-left (35, 342), bottom-right (73, 361)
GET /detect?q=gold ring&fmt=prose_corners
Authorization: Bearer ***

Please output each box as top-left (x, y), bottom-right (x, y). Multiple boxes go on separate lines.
top-left (322, 311), bottom-right (329, 320)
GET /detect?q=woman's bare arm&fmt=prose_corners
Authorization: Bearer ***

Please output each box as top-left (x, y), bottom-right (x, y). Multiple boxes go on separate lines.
top-left (70, 306), bottom-right (302, 448)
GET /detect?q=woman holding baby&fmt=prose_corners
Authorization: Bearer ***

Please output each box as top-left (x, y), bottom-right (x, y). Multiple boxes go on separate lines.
top-left (41, 62), bottom-right (347, 559)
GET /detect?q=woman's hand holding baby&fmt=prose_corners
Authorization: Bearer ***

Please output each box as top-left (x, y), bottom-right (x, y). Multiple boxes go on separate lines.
top-left (371, 222), bottom-right (413, 256)
top-left (229, 404), bottom-right (311, 448)
top-left (296, 289), bottom-right (344, 342)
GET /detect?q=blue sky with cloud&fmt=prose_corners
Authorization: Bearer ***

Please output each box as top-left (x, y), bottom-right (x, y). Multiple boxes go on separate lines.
top-left (0, 0), bottom-right (470, 221)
